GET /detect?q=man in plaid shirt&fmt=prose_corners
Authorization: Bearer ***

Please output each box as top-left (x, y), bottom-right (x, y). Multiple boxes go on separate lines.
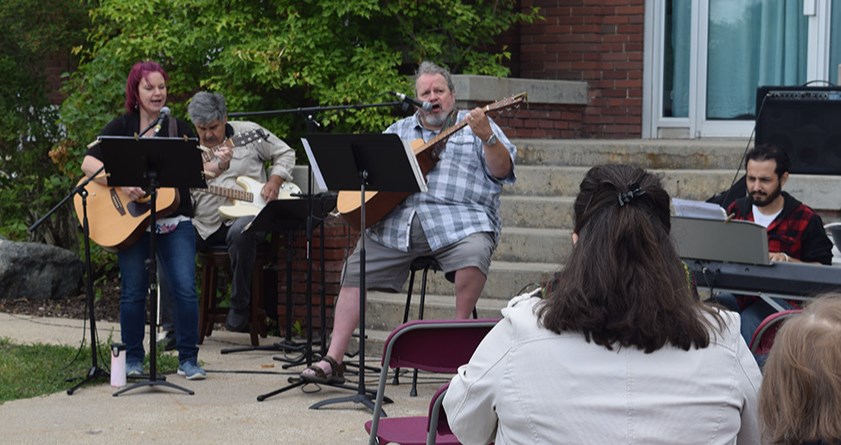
top-left (301, 61), bottom-right (516, 384)
top-left (718, 144), bottom-right (832, 344)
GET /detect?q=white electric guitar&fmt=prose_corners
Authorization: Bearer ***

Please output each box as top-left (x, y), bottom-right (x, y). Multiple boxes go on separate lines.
top-left (202, 176), bottom-right (302, 218)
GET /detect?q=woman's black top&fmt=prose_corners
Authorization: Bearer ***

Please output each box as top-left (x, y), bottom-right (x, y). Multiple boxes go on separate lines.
top-left (86, 111), bottom-right (197, 218)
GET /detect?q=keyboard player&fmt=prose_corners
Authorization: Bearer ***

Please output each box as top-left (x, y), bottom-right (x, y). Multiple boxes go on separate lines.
top-left (714, 144), bottom-right (833, 343)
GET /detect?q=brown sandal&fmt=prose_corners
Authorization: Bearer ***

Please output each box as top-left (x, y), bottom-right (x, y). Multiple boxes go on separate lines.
top-left (300, 355), bottom-right (345, 384)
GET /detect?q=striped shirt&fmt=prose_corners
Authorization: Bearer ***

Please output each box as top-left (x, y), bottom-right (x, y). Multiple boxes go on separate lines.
top-left (367, 110), bottom-right (516, 251)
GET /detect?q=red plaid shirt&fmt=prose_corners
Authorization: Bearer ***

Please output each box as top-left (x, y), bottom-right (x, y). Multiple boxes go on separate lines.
top-left (727, 192), bottom-right (832, 265)
top-left (727, 192), bottom-right (833, 310)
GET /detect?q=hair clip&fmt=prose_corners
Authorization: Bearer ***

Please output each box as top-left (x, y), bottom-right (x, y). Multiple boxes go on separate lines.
top-left (617, 183), bottom-right (646, 207)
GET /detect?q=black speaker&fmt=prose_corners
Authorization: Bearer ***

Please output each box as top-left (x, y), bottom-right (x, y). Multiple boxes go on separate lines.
top-left (755, 85), bottom-right (841, 175)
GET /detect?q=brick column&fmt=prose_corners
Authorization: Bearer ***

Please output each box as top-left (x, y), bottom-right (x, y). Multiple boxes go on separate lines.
top-left (272, 214), bottom-right (359, 335)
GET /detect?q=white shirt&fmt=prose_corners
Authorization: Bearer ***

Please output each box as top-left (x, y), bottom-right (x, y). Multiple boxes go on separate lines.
top-left (751, 205), bottom-right (781, 228)
top-left (443, 295), bottom-right (763, 445)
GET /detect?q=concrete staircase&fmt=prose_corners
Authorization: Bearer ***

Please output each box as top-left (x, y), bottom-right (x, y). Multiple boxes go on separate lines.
top-left (357, 138), bottom-right (841, 353)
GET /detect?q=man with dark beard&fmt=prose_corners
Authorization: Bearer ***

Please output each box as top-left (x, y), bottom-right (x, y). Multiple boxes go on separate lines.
top-left (718, 143), bottom-right (833, 344)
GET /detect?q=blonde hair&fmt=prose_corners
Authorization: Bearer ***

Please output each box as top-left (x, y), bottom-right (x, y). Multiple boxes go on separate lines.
top-left (758, 294), bottom-right (841, 444)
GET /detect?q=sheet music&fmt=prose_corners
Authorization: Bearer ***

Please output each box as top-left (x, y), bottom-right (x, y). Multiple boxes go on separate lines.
top-left (301, 138), bottom-right (328, 192)
top-left (400, 138), bottom-right (429, 193)
top-left (302, 134), bottom-right (427, 194)
top-left (672, 198), bottom-right (727, 220)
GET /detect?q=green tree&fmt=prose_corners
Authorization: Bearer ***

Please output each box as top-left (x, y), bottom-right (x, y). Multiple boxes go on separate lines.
top-left (2, 0), bottom-right (537, 251)
top-left (59, 0), bottom-right (539, 154)
top-left (0, 0), bottom-right (89, 245)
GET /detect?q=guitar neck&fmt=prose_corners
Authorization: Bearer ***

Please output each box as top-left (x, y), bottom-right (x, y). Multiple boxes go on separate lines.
top-left (420, 117), bottom-right (469, 158)
top-left (201, 185), bottom-right (253, 202)
top-left (422, 94), bottom-right (525, 155)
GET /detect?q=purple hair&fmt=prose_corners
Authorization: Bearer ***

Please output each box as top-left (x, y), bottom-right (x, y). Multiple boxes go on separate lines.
top-left (124, 61), bottom-right (169, 113)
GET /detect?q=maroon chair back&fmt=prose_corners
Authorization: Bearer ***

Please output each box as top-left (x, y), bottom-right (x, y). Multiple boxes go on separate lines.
top-left (749, 309), bottom-right (802, 356)
top-left (366, 318), bottom-right (499, 445)
top-left (383, 318), bottom-right (499, 373)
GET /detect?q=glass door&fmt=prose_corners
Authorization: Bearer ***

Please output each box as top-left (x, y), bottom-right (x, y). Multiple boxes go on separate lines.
top-left (646, 0), bottom-right (841, 138)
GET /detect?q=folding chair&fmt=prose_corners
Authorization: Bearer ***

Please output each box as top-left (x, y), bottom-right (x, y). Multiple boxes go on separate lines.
top-left (365, 318), bottom-right (499, 445)
top-left (363, 383), bottom-right (456, 445)
top-left (749, 309), bottom-right (801, 367)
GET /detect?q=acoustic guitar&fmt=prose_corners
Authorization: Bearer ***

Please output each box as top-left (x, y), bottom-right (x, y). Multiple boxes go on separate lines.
top-left (74, 129), bottom-right (271, 250)
top-left (73, 180), bottom-right (179, 251)
top-left (336, 92), bottom-right (527, 230)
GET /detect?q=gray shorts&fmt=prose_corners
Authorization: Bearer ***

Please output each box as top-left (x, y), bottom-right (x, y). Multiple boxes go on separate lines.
top-left (341, 217), bottom-right (495, 292)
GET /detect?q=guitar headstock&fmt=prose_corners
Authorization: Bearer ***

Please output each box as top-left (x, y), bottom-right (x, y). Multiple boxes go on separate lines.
top-left (231, 128), bottom-right (269, 147)
top-left (484, 92), bottom-right (527, 114)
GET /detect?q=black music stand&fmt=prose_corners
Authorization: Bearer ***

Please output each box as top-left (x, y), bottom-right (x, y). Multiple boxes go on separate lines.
top-left (301, 133), bottom-right (426, 412)
top-left (245, 196), bottom-right (337, 401)
top-left (97, 135), bottom-right (206, 396)
top-left (221, 198), bottom-right (311, 356)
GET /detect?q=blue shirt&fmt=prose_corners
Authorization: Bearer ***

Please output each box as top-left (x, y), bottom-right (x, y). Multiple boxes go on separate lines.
top-left (367, 110), bottom-right (516, 251)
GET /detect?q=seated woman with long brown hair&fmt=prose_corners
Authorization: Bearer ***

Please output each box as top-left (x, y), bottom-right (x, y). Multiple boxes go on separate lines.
top-left (443, 164), bottom-right (762, 444)
top-left (759, 294), bottom-right (841, 445)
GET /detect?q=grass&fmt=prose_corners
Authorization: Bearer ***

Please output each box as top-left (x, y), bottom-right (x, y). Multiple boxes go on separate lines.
top-left (0, 337), bottom-right (179, 404)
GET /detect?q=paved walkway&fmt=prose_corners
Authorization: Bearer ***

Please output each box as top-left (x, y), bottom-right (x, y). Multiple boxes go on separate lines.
top-left (0, 312), bottom-right (442, 445)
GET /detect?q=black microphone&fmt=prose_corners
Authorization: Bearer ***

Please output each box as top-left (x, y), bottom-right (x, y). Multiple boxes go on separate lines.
top-left (393, 92), bottom-right (433, 111)
top-left (152, 106), bottom-right (171, 135)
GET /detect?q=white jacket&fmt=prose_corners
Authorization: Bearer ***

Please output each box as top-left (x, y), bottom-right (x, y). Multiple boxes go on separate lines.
top-left (443, 294), bottom-right (762, 445)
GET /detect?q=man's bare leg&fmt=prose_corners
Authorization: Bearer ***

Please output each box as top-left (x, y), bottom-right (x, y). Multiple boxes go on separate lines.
top-left (302, 266), bottom-right (486, 376)
top-left (301, 286), bottom-right (359, 377)
top-left (454, 266), bottom-right (486, 318)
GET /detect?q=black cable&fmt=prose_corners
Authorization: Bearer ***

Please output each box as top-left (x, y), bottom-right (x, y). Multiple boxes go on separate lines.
top-left (802, 79), bottom-right (836, 87)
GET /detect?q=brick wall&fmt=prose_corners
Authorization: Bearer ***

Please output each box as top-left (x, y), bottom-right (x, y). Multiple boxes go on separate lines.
top-left (272, 214), bottom-right (358, 334)
top-left (516, 0), bottom-right (645, 138)
top-left (487, 102), bottom-right (586, 139)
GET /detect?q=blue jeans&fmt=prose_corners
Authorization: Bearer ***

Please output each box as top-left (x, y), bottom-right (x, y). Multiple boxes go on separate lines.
top-left (118, 220), bottom-right (199, 365)
top-left (159, 217), bottom-right (261, 324)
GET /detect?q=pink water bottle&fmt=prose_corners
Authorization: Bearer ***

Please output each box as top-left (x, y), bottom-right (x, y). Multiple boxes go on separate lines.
top-left (110, 343), bottom-right (126, 387)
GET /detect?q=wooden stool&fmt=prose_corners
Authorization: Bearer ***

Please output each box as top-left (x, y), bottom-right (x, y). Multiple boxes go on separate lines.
top-left (197, 245), bottom-right (270, 346)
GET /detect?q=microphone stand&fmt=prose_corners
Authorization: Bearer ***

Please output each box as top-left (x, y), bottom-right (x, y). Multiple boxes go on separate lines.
top-left (29, 164), bottom-right (110, 394)
top-left (227, 100), bottom-right (407, 119)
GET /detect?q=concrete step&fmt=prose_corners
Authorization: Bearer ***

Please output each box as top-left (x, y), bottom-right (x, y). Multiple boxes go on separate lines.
top-left (365, 291), bottom-right (508, 332)
top-left (509, 145), bottom-right (841, 212)
top-left (495, 227), bottom-right (571, 263)
top-left (416, 260), bottom-right (558, 300)
top-left (359, 291), bottom-right (509, 354)
top-left (514, 138), bottom-right (747, 169)
top-left (509, 166), bottom-right (736, 201)
top-left (500, 195), bottom-right (574, 229)
top-left (349, 328), bottom-right (390, 360)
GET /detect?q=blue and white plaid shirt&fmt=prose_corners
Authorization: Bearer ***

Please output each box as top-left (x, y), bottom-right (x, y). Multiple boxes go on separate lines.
top-left (367, 110), bottom-right (516, 252)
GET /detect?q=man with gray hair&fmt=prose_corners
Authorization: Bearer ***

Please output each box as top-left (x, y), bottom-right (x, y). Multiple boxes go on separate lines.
top-left (184, 91), bottom-right (295, 333)
top-left (301, 61), bottom-right (517, 384)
